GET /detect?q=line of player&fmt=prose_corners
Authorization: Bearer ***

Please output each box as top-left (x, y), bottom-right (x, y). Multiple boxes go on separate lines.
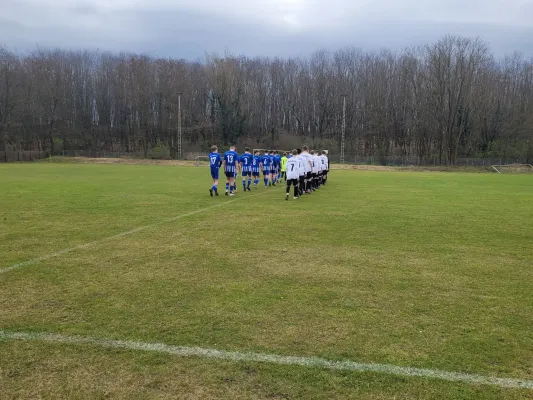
top-left (207, 145), bottom-right (329, 200)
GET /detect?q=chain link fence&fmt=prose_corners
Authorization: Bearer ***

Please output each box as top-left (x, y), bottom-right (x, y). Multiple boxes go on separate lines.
top-left (327, 154), bottom-right (531, 167)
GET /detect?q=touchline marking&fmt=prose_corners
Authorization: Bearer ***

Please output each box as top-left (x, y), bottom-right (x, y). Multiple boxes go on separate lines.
top-left (1, 192), bottom-right (266, 275)
top-left (0, 330), bottom-right (531, 390)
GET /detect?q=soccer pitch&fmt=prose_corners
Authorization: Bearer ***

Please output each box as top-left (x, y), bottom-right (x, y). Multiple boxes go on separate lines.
top-left (1, 163), bottom-right (532, 399)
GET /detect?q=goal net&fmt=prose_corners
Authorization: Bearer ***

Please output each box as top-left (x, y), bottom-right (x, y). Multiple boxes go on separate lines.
top-left (491, 164), bottom-right (533, 173)
top-left (194, 156), bottom-right (210, 166)
top-left (253, 149), bottom-right (292, 155)
top-left (253, 149), bottom-right (329, 155)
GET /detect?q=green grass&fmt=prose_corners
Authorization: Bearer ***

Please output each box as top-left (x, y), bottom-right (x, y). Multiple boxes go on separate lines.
top-left (1, 163), bottom-right (533, 399)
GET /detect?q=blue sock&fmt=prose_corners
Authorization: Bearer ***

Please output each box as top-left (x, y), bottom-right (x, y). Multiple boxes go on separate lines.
top-left (254, 179), bottom-right (258, 186)
top-left (264, 178), bottom-right (268, 186)
top-left (212, 184), bottom-right (218, 193)
top-left (248, 178), bottom-right (252, 187)
top-left (225, 182), bottom-right (229, 191)
top-left (242, 180), bottom-right (246, 190)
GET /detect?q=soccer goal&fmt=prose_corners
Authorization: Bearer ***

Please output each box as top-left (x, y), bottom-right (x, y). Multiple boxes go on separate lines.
top-left (253, 149), bottom-right (292, 155)
top-left (491, 164), bottom-right (533, 173)
top-left (194, 156), bottom-right (211, 166)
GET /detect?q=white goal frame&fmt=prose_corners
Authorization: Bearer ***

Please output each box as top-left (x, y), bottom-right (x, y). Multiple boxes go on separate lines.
top-left (252, 149), bottom-right (329, 155)
top-left (491, 164), bottom-right (533, 173)
top-left (194, 156), bottom-right (210, 166)
top-left (253, 149), bottom-right (292, 155)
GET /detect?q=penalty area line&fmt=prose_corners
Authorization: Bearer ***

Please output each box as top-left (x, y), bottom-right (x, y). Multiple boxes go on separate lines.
top-left (0, 330), bottom-right (532, 390)
top-left (0, 192), bottom-right (266, 275)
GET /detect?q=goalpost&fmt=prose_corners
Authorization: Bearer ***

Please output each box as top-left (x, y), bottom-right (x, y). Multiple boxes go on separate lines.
top-left (491, 164), bottom-right (533, 173)
top-left (194, 156), bottom-right (211, 166)
top-left (253, 149), bottom-right (292, 155)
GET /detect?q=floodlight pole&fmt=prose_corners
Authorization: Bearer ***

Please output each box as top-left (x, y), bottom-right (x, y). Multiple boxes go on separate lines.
top-left (177, 92), bottom-right (183, 160)
top-left (341, 94), bottom-right (347, 164)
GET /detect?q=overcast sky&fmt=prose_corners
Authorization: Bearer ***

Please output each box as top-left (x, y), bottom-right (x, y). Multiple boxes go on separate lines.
top-left (1, 0), bottom-right (532, 59)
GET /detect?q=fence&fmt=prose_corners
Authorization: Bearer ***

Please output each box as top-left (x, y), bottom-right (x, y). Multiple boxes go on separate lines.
top-left (0, 151), bottom-right (51, 162)
top-left (327, 154), bottom-right (531, 167)
top-left (0, 150), bottom-right (529, 167)
top-left (0, 150), bottom-right (202, 162)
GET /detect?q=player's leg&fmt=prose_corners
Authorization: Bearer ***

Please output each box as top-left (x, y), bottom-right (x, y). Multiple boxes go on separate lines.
top-left (210, 177), bottom-right (219, 196)
top-left (210, 168), bottom-right (219, 196)
top-left (229, 175), bottom-right (235, 195)
top-left (285, 178), bottom-right (290, 200)
top-left (225, 176), bottom-right (230, 195)
top-left (293, 179), bottom-right (299, 198)
top-left (263, 170), bottom-right (269, 187)
top-left (246, 172), bottom-right (251, 191)
top-left (242, 171), bottom-right (247, 191)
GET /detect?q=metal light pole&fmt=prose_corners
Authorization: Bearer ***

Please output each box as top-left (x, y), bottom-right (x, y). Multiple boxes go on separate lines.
top-left (341, 94), bottom-right (347, 164)
top-left (177, 92), bottom-right (182, 160)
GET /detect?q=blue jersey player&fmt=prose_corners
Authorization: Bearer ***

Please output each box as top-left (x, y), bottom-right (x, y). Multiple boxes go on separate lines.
top-left (261, 151), bottom-right (272, 187)
top-left (268, 151), bottom-right (276, 186)
top-left (223, 145), bottom-right (239, 196)
top-left (252, 150), bottom-right (262, 189)
top-left (208, 145), bottom-right (222, 196)
top-left (275, 152), bottom-right (282, 182)
top-left (239, 147), bottom-right (254, 192)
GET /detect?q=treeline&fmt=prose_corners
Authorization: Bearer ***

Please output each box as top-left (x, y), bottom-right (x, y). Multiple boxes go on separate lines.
top-left (1, 35), bottom-right (532, 164)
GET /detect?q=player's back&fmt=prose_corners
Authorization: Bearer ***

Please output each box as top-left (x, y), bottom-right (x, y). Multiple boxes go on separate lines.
top-left (319, 155), bottom-right (327, 170)
top-left (253, 155), bottom-right (261, 169)
top-left (224, 151), bottom-right (239, 172)
top-left (261, 154), bottom-right (271, 168)
top-left (312, 155), bottom-right (319, 172)
top-left (300, 153), bottom-right (311, 172)
top-left (208, 152), bottom-right (221, 168)
top-left (297, 155), bottom-right (304, 176)
top-left (240, 153), bottom-right (253, 169)
top-left (286, 157), bottom-right (299, 179)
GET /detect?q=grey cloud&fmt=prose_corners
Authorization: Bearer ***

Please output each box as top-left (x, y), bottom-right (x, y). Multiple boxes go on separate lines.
top-left (0, 0), bottom-right (532, 59)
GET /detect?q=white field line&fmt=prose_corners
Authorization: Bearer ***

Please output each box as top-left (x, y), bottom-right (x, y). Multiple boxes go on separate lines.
top-left (1, 193), bottom-right (265, 275)
top-left (1, 330), bottom-right (532, 390)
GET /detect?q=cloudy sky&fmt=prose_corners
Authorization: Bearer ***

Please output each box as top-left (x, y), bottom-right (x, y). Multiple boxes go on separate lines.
top-left (1, 0), bottom-right (532, 58)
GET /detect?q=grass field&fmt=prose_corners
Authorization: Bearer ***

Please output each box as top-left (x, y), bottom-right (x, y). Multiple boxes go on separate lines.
top-left (1, 162), bottom-right (533, 399)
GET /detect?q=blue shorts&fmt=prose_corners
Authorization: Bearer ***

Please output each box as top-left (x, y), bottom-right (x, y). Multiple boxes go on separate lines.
top-left (225, 171), bottom-right (236, 178)
top-left (210, 167), bottom-right (219, 180)
top-left (263, 170), bottom-right (270, 176)
top-left (252, 170), bottom-right (260, 177)
top-left (242, 170), bottom-right (252, 177)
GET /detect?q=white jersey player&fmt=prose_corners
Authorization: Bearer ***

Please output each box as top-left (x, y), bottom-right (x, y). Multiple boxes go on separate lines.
top-left (296, 149), bottom-right (305, 196)
top-left (300, 146), bottom-right (313, 194)
top-left (320, 150), bottom-right (329, 185)
top-left (310, 150), bottom-right (320, 190)
top-left (285, 149), bottom-right (300, 200)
